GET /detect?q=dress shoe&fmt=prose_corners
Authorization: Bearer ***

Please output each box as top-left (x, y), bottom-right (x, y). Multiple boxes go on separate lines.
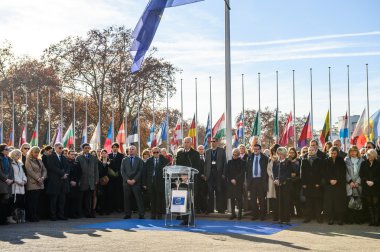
top-left (303, 219), bottom-right (311, 223)
top-left (50, 217), bottom-right (57, 221)
top-left (150, 215), bottom-right (156, 220)
top-left (58, 217), bottom-right (68, 221)
top-left (229, 214), bottom-right (236, 220)
top-left (260, 216), bottom-right (266, 221)
top-left (124, 215), bottom-right (131, 219)
top-left (139, 215), bottom-right (145, 219)
top-left (180, 221), bottom-right (189, 226)
top-left (328, 220), bottom-right (334, 225)
top-left (251, 217), bottom-right (258, 221)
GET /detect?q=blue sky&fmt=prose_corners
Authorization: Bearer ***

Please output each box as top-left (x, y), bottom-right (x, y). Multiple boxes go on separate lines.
top-left (1, 0), bottom-right (379, 130)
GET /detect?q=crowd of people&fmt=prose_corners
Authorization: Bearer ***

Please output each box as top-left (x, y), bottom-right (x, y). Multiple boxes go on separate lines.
top-left (0, 137), bottom-right (380, 227)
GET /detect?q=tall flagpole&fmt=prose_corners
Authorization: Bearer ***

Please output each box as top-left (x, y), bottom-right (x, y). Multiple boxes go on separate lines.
top-left (241, 74), bottom-right (245, 145)
top-left (258, 72), bottom-right (261, 112)
top-left (111, 83), bottom-right (115, 143)
top-left (48, 88), bottom-right (51, 144)
top-left (73, 88), bottom-right (76, 150)
top-left (180, 79), bottom-right (184, 141)
top-left (195, 77), bottom-right (198, 148)
top-left (24, 88), bottom-right (28, 141)
top-left (85, 86), bottom-right (88, 144)
top-left (310, 68), bottom-right (314, 139)
top-left (0, 92), bottom-right (3, 143)
top-left (98, 91), bottom-right (101, 149)
top-left (137, 82), bottom-right (141, 157)
top-left (36, 89), bottom-right (39, 147)
top-left (60, 87), bottom-right (63, 142)
top-left (166, 80), bottom-right (169, 152)
top-left (347, 65), bottom-right (351, 146)
top-left (225, 0), bottom-right (232, 159)
top-left (152, 91), bottom-right (155, 129)
top-left (366, 63), bottom-right (370, 140)
top-left (276, 71), bottom-right (279, 143)
top-left (209, 76), bottom-right (213, 131)
top-left (12, 91), bottom-right (15, 146)
top-left (258, 72), bottom-right (261, 144)
top-left (293, 70), bottom-right (297, 148)
top-left (328, 67), bottom-right (332, 141)
top-left (123, 82), bottom-right (128, 149)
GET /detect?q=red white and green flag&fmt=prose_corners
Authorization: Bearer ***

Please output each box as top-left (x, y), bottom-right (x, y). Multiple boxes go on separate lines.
top-left (30, 124), bottom-right (38, 147)
top-left (62, 123), bottom-right (74, 148)
top-left (212, 113), bottom-right (226, 139)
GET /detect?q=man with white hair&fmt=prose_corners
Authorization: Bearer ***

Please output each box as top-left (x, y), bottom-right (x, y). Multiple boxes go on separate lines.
top-left (333, 139), bottom-right (347, 159)
top-left (175, 137), bottom-right (201, 225)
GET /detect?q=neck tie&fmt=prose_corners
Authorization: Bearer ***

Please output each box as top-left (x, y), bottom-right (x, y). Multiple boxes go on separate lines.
top-left (254, 156), bottom-right (259, 177)
top-left (130, 157), bottom-right (133, 167)
top-left (58, 155), bottom-right (61, 162)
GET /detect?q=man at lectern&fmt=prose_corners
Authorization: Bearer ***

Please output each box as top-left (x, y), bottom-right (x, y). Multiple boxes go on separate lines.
top-left (175, 137), bottom-right (201, 225)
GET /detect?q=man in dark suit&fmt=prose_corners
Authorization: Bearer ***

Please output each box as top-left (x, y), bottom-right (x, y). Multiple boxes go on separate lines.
top-left (196, 145), bottom-right (208, 213)
top-left (333, 139), bottom-right (347, 159)
top-left (108, 142), bottom-right (125, 213)
top-left (66, 150), bottom-right (81, 218)
top-left (247, 144), bottom-right (269, 220)
top-left (46, 143), bottom-right (70, 221)
top-left (143, 147), bottom-right (169, 219)
top-left (204, 137), bottom-right (227, 214)
top-left (309, 139), bottom-right (327, 159)
top-left (76, 143), bottom-right (99, 218)
top-left (121, 145), bottom-right (144, 219)
top-left (176, 137), bottom-right (202, 225)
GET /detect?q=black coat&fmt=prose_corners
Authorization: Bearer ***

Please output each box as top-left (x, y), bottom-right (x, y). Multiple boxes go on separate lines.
top-left (67, 159), bottom-right (81, 192)
top-left (225, 158), bottom-right (246, 198)
top-left (323, 157), bottom-right (347, 212)
top-left (272, 159), bottom-right (292, 185)
top-left (143, 155), bottom-right (169, 190)
top-left (46, 153), bottom-right (70, 195)
top-left (301, 157), bottom-right (323, 198)
top-left (108, 152), bottom-right (124, 176)
top-left (176, 148), bottom-right (201, 172)
top-left (359, 159), bottom-right (380, 197)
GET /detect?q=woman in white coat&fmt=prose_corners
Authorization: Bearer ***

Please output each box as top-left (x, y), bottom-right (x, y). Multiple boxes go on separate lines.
top-left (9, 149), bottom-right (27, 223)
top-left (267, 144), bottom-right (279, 221)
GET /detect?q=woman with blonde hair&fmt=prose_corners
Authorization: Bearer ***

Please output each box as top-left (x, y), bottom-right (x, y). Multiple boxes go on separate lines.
top-left (272, 147), bottom-right (292, 224)
top-left (267, 144), bottom-right (279, 221)
top-left (345, 145), bottom-right (364, 224)
top-left (25, 146), bottom-right (47, 222)
top-left (9, 149), bottom-right (27, 223)
top-left (225, 148), bottom-right (246, 220)
top-left (359, 149), bottom-right (380, 226)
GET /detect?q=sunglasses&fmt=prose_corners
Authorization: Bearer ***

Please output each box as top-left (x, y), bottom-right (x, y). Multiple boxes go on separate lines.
top-left (211, 141), bottom-right (216, 143)
top-left (23, 147), bottom-right (30, 150)
top-left (153, 152), bottom-right (159, 154)
top-left (302, 151), bottom-right (308, 154)
top-left (4, 148), bottom-right (10, 151)
top-left (58, 147), bottom-right (63, 149)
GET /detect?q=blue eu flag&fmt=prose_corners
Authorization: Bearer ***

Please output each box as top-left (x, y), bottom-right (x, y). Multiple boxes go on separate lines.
top-left (130, 0), bottom-right (204, 73)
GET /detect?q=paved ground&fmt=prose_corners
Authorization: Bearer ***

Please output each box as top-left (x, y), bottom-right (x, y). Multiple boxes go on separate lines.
top-left (0, 214), bottom-right (379, 251)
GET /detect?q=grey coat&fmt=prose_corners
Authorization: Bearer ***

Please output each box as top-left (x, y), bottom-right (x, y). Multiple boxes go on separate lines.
top-left (345, 156), bottom-right (363, 196)
top-left (120, 156), bottom-right (144, 185)
top-left (76, 154), bottom-right (99, 191)
top-left (204, 147), bottom-right (227, 179)
top-left (0, 156), bottom-right (14, 195)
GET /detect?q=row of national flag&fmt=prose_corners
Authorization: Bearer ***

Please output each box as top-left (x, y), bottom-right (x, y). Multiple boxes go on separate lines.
top-left (3, 108), bottom-right (380, 152)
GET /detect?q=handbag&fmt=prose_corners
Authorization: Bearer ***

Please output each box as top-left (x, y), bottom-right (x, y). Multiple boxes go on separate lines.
top-left (99, 176), bottom-right (109, 186)
top-left (348, 196), bottom-right (362, 210)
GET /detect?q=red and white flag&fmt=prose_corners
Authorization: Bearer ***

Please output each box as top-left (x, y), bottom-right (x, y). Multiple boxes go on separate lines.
top-left (279, 112), bottom-right (294, 147)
